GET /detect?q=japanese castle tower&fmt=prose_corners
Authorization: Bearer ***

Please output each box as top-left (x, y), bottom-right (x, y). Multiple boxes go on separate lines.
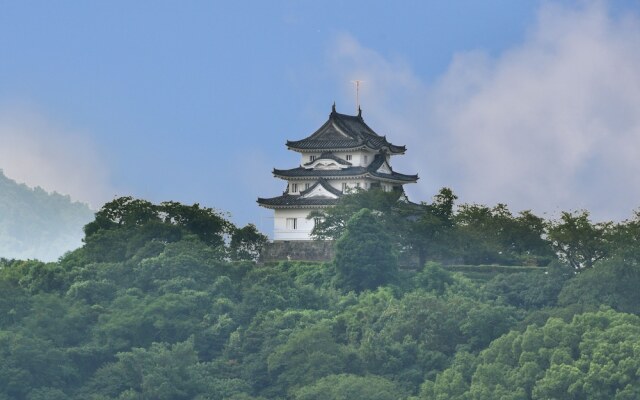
top-left (258, 105), bottom-right (418, 241)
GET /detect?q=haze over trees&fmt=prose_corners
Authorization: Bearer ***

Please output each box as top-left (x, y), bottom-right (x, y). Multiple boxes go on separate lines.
top-left (1, 191), bottom-right (639, 399)
top-left (0, 170), bottom-right (94, 261)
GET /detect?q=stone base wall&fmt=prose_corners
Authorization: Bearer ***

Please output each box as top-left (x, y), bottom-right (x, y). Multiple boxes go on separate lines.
top-left (260, 240), bottom-right (334, 263)
top-left (259, 240), bottom-right (423, 268)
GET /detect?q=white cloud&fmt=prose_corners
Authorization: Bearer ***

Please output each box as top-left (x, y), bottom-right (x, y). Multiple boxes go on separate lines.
top-left (0, 106), bottom-right (113, 208)
top-left (329, 2), bottom-right (640, 221)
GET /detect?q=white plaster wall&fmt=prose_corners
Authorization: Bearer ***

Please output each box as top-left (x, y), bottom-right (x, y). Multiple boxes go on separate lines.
top-left (273, 209), bottom-right (317, 240)
top-left (299, 150), bottom-right (376, 168)
top-left (288, 181), bottom-right (302, 194)
top-left (300, 153), bottom-right (319, 166)
top-left (288, 181), bottom-right (315, 194)
top-left (352, 150), bottom-right (375, 167)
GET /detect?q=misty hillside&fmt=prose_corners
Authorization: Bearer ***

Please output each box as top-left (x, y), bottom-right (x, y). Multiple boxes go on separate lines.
top-left (0, 170), bottom-right (94, 261)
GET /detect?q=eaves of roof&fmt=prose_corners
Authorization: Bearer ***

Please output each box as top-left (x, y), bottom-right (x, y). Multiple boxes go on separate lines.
top-left (257, 195), bottom-right (339, 209)
top-left (273, 154), bottom-right (418, 183)
top-left (286, 108), bottom-right (406, 154)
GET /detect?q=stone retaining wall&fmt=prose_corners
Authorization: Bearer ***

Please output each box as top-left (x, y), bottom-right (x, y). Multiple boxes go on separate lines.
top-left (259, 240), bottom-right (335, 263)
top-left (259, 240), bottom-right (420, 268)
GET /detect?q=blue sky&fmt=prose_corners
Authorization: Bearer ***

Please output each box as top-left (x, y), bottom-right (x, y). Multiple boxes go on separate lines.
top-left (2, 1), bottom-right (640, 232)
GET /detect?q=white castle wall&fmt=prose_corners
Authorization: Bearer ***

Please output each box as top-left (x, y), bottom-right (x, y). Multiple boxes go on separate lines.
top-left (299, 150), bottom-right (376, 168)
top-left (273, 208), bottom-right (317, 240)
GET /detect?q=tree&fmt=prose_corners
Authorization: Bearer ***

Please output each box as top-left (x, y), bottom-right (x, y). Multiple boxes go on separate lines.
top-left (0, 331), bottom-right (77, 399)
top-left (267, 322), bottom-right (353, 394)
top-left (81, 339), bottom-right (249, 400)
top-left (609, 210), bottom-right (640, 260)
top-left (558, 256), bottom-right (640, 314)
top-left (484, 261), bottom-right (572, 309)
top-left (419, 309), bottom-right (640, 400)
top-left (334, 209), bottom-right (397, 292)
top-left (293, 374), bottom-right (403, 400)
top-left (82, 197), bottom-right (234, 262)
top-left (310, 189), bottom-right (402, 241)
top-left (455, 203), bottom-right (552, 265)
top-left (230, 224), bottom-right (269, 261)
top-left (84, 197), bottom-right (158, 237)
top-left (413, 262), bottom-right (454, 295)
top-left (401, 188), bottom-right (457, 267)
top-left (547, 210), bottom-right (613, 270)
top-left (159, 201), bottom-right (233, 248)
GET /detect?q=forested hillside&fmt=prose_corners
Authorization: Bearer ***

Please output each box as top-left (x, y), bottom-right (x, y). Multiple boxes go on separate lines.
top-left (0, 170), bottom-right (94, 261)
top-left (1, 193), bottom-right (639, 399)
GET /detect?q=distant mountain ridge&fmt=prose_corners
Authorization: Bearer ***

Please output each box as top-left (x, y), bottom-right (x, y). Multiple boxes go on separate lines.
top-left (0, 170), bottom-right (94, 261)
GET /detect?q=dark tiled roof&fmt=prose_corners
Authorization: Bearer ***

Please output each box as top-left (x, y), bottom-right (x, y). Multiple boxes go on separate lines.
top-left (303, 152), bottom-right (352, 167)
top-left (257, 195), bottom-right (339, 209)
top-left (274, 154), bottom-right (418, 183)
top-left (257, 178), bottom-right (344, 209)
top-left (286, 106), bottom-right (407, 154)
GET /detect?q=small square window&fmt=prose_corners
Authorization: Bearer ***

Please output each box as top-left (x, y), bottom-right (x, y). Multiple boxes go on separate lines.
top-left (291, 183), bottom-right (298, 193)
top-left (342, 183), bottom-right (348, 192)
top-left (346, 154), bottom-right (352, 161)
top-left (310, 155), bottom-right (316, 162)
top-left (305, 183), bottom-right (310, 190)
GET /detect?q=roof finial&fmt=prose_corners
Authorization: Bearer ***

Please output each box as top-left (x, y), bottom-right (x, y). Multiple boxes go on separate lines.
top-left (332, 102), bottom-right (336, 113)
top-left (351, 80), bottom-right (364, 114)
top-left (358, 106), bottom-right (362, 118)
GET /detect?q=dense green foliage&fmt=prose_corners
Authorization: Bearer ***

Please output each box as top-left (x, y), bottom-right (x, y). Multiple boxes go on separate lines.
top-left (419, 310), bottom-right (640, 399)
top-left (0, 170), bottom-right (94, 261)
top-left (1, 195), bottom-right (639, 399)
top-left (312, 188), bottom-right (557, 267)
top-left (334, 209), bottom-right (397, 292)
top-left (312, 188), bottom-right (638, 270)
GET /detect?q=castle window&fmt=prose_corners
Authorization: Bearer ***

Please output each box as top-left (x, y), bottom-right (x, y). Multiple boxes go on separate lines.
top-left (286, 218), bottom-right (297, 230)
top-left (314, 217), bottom-right (322, 227)
top-left (364, 155), bottom-right (368, 164)
top-left (291, 183), bottom-right (298, 193)
top-left (305, 183), bottom-right (310, 190)
top-left (346, 154), bottom-right (352, 161)
top-left (342, 182), bottom-right (348, 192)
top-left (310, 155), bottom-right (316, 162)
top-left (356, 182), bottom-right (361, 188)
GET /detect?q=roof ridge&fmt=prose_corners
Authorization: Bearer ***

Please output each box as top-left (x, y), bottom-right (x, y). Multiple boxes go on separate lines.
top-left (285, 105), bottom-right (407, 154)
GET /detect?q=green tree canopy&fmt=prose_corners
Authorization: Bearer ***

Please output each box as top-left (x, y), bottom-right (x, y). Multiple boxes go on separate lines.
top-left (401, 188), bottom-right (458, 266)
top-left (310, 188), bottom-right (402, 241)
top-left (420, 309), bottom-right (640, 400)
top-left (547, 210), bottom-right (613, 270)
top-left (230, 224), bottom-right (269, 261)
top-left (82, 196), bottom-right (266, 263)
top-left (293, 374), bottom-right (404, 400)
top-left (558, 257), bottom-right (640, 314)
top-left (455, 203), bottom-right (553, 266)
top-left (334, 208), bottom-right (397, 292)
